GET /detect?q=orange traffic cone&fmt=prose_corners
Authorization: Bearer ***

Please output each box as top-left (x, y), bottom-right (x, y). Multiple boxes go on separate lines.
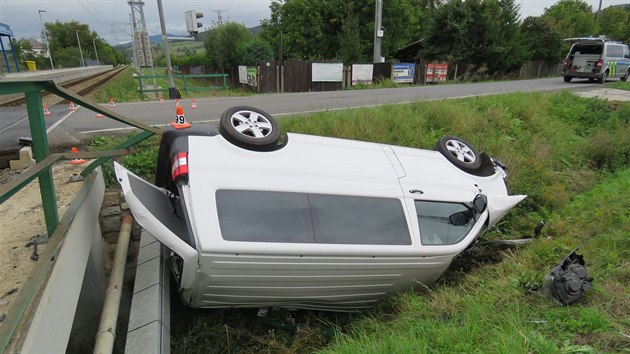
top-left (43, 104), bottom-right (52, 116)
top-left (171, 106), bottom-right (191, 130)
top-left (109, 98), bottom-right (116, 107)
top-left (159, 96), bottom-right (164, 104)
top-left (68, 147), bottom-right (87, 165)
top-left (175, 98), bottom-right (180, 107)
top-left (191, 99), bottom-right (198, 109)
top-left (68, 102), bottom-right (77, 111)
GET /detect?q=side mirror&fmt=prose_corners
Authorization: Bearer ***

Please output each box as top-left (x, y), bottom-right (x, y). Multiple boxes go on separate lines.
top-left (449, 210), bottom-right (473, 226)
top-left (472, 194), bottom-right (488, 214)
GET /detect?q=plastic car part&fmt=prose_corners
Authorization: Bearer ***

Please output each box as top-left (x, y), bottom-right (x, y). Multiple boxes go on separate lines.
top-left (542, 249), bottom-right (593, 306)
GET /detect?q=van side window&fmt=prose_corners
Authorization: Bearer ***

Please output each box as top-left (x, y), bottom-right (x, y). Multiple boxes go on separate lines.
top-left (309, 194), bottom-right (411, 245)
top-left (217, 190), bottom-right (314, 243)
top-left (625, 46), bottom-right (630, 59)
top-left (607, 45), bottom-right (623, 58)
top-left (415, 200), bottom-right (476, 245)
top-left (216, 190), bottom-right (411, 245)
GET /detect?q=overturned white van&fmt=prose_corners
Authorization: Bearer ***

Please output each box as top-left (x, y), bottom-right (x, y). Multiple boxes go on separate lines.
top-left (115, 106), bottom-right (525, 311)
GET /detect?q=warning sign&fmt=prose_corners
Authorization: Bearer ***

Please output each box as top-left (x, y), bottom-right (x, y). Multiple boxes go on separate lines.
top-left (426, 63), bottom-right (448, 83)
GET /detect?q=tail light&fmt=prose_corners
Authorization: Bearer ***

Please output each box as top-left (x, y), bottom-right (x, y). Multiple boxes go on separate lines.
top-left (171, 152), bottom-right (188, 182)
top-left (596, 59), bottom-right (603, 69)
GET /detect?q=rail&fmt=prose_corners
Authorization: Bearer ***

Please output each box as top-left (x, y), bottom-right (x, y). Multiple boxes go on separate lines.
top-left (0, 79), bottom-right (161, 352)
top-left (135, 73), bottom-right (228, 99)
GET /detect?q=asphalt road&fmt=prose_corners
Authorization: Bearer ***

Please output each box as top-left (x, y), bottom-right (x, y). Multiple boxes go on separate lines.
top-left (0, 77), bottom-right (601, 150)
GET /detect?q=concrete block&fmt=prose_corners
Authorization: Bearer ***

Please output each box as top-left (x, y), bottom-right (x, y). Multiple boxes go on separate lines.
top-left (139, 231), bottom-right (158, 248)
top-left (134, 256), bottom-right (160, 294)
top-left (125, 321), bottom-right (161, 354)
top-left (100, 205), bottom-right (121, 217)
top-left (137, 241), bottom-right (160, 265)
top-left (9, 147), bottom-right (36, 170)
top-left (128, 284), bottom-right (160, 331)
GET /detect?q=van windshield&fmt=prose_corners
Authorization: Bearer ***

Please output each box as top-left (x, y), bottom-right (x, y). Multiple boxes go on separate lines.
top-left (571, 44), bottom-right (603, 55)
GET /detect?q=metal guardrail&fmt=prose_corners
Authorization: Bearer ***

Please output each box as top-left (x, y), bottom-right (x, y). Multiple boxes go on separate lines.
top-left (0, 80), bottom-right (161, 352)
top-left (135, 73), bottom-right (228, 99)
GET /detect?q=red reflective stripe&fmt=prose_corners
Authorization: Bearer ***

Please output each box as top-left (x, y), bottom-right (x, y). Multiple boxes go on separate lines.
top-left (171, 152), bottom-right (188, 181)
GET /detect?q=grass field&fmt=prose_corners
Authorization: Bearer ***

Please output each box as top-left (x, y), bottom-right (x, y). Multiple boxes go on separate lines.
top-left (606, 80), bottom-right (630, 91)
top-left (92, 90), bottom-right (629, 353)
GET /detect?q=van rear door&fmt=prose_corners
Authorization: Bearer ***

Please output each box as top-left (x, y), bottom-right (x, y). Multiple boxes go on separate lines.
top-left (114, 162), bottom-right (197, 289)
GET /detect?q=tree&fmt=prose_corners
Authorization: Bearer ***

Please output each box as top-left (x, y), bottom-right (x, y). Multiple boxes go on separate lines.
top-left (260, 0), bottom-right (425, 62)
top-left (421, 0), bottom-right (527, 73)
top-left (204, 22), bottom-right (252, 71)
top-left (237, 38), bottom-right (274, 66)
top-left (599, 6), bottom-right (630, 43)
top-left (521, 16), bottom-right (563, 61)
top-left (44, 20), bottom-right (127, 68)
top-left (543, 0), bottom-right (599, 39)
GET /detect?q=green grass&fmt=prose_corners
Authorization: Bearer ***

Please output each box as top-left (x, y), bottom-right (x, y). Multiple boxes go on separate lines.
top-left (606, 80), bottom-right (630, 91)
top-left (90, 66), bottom-right (252, 102)
top-left (91, 90), bottom-right (630, 353)
top-left (88, 67), bottom-right (146, 103)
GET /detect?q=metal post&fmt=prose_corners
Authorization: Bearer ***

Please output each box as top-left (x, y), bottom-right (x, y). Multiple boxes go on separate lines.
top-left (373, 0), bottom-right (383, 63)
top-left (597, 0), bottom-right (603, 22)
top-left (76, 31), bottom-right (85, 67)
top-left (0, 38), bottom-right (10, 73)
top-left (92, 39), bottom-right (99, 65)
top-left (38, 10), bottom-right (54, 70)
top-left (25, 92), bottom-right (58, 235)
top-left (157, 0), bottom-right (177, 98)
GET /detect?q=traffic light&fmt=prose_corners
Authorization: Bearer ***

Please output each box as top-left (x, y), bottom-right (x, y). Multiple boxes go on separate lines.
top-left (185, 10), bottom-right (203, 36)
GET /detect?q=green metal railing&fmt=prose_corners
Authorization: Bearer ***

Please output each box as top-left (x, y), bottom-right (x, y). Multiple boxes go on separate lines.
top-left (135, 73), bottom-right (228, 99)
top-left (0, 80), bottom-right (161, 351)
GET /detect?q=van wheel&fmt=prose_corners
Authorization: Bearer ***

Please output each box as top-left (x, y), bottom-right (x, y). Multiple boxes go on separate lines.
top-left (219, 106), bottom-right (281, 151)
top-left (435, 136), bottom-right (483, 175)
top-left (563, 76), bottom-right (572, 83)
top-left (622, 69), bottom-right (629, 82)
top-left (598, 70), bottom-right (608, 84)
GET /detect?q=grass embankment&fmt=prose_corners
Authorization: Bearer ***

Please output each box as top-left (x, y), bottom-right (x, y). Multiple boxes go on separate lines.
top-left (606, 80), bottom-right (630, 91)
top-left (88, 66), bottom-right (252, 103)
top-left (92, 90), bottom-right (629, 353)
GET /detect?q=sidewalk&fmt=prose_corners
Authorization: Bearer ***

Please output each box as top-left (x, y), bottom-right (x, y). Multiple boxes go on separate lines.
top-left (575, 88), bottom-right (630, 101)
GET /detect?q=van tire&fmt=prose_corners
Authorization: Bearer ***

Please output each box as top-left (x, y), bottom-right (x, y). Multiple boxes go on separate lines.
top-left (563, 76), bottom-right (572, 83)
top-left (435, 136), bottom-right (483, 175)
top-left (219, 106), bottom-right (281, 151)
top-left (598, 70), bottom-right (608, 84)
top-left (622, 69), bottom-right (629, 82)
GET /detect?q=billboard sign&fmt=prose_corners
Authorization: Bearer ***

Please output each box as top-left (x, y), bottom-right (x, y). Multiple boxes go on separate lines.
top-left (351, 64), bottom-right (373, 85)
top-left (312, 63), bottom-right (343, 82)
top-left (0, 23), bottom-right (13, 36)
top-left (392, 63), bottom-right (415, 83)
top-left (426, 63), bottom-right (448, 83)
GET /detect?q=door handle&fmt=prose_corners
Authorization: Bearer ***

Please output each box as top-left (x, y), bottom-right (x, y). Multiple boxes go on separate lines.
top-left (409, 189), bottom-right (424, 194)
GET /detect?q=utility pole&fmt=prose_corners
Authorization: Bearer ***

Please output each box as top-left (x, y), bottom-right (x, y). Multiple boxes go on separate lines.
top-left (38, 10), bottom-right (54, 69)
top-left (76, 30), bottom-right (85, 67)
top-left (157, 0), bottom-right (177, 98)
top-left (597, 0), bottom-right (603, 22)
top-left (373, 0), bottom-right (383, 63)
top-left (210, 10), bottom-right (228, 27)
top-left (93, 39), bottom-right (99, 65)
top-left (129, 1), bottom-right (157, 91)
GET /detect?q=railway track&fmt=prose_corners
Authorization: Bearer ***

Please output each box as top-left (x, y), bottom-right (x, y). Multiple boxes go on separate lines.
top-left (0, 65), bottom-right (128, 107)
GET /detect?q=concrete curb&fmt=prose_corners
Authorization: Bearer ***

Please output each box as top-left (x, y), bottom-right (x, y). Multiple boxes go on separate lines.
top-left (125, 231), bottom-right (170, 354)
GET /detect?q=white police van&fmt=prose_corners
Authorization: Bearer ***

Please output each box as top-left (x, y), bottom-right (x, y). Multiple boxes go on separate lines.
top-left (115, 107), bottom-right (525, 311)
top-left (562, 37), bottom-right (630, 83)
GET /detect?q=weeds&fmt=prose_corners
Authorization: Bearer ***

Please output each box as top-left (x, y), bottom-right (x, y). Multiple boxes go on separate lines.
top-left (93, 90), bottom-right (630, 353)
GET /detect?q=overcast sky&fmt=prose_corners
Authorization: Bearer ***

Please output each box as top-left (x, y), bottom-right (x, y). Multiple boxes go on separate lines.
top-left (0, 0), bottom-right (628, 45)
